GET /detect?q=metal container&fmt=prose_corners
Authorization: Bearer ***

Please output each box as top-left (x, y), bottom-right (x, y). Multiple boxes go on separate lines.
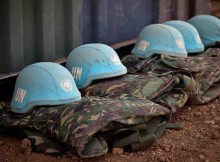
top-left (158, 0), bottom-right (211, 22)
top-left (0, 0), bottom-right (210, 78)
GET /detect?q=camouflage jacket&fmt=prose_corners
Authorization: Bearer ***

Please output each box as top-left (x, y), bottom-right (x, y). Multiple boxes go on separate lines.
top-left (82, 74), bottom-right (188, 112)
top-left (197, 48), bottom-right (220, 62)
top-left (196, 48), bottom-right (220, 82)
top-left (121, 49), bottom-right (220, 105)
top-left (0, 97), bottom-right (170, 158)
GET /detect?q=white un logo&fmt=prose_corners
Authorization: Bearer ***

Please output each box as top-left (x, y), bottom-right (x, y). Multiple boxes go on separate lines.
top-left (60, 79), bottom-right (73, 92)
top-left (72, 67), bottom-right (83, 80)
top-left (138, 40), bottom-right (149, 51)
top-left (15, 88), bottom-right (26, 103)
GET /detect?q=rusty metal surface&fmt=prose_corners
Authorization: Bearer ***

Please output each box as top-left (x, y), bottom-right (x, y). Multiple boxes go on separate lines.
top-left (211, 0), bottom-right (220, 18)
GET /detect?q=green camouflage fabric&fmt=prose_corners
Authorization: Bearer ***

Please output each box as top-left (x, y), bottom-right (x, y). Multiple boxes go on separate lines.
top-left (161, 55), bottom-right (220, 104)
top-left (82, 74), bottom-right (188, 112)
top-left (22, 129), bottom-right (73, 156)
top-left (121, 55), bottom-right (172, 75)
top-left (202, 48), bottom-right (220, 82)
top-left (0, 97), bottom-right (170, 158)
top-left (196, 48), bottom-right (220, 57)
top-left (121, 52), bottom-right (220, 104)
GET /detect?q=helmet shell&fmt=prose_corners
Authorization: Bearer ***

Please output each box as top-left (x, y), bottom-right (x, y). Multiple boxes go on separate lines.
top-left (132, 24), bottom-right (187, 58)
top-left (164, 20), bottom-right (204, 53)
top-left (66, 43), bottom-right (127, 89)
top-left (188, 15), bottom-right (220, 47)
top-left (11, 62), bottom-right (81, 114)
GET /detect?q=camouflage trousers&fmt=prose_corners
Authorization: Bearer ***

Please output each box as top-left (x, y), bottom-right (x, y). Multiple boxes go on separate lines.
top-left (0, 97), bottom-right (171, 158)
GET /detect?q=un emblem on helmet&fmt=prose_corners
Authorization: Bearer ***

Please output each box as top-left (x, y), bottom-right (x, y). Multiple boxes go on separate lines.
top-left (111, 55), bottom-right (121, 65)
top-left (176, 39), bottom-right (185, 49)
top-left (60, 79), bottom-right (72, 92)
top-left (195, 35), bottom-right (202, 44)
top-left (138, 40), bottom-right (149, 51)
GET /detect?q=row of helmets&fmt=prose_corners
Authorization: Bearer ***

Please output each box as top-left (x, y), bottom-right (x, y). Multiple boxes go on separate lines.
top-left (11, 15), bottom-right (220, 114)
top-left (132, 14), bottom-right (220, 58)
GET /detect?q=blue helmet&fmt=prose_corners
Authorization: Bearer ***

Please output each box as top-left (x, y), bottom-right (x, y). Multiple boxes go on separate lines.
top-left (66, 43), bottom-right (127, 89)
top-left (11, 62), bottom-right (81, 114)
top-left (132, 24), bottom-right (187, 58)
top-left (188, 15), bottom-right (220, 47)
top-left (164, 20), bottom-right (204, 53)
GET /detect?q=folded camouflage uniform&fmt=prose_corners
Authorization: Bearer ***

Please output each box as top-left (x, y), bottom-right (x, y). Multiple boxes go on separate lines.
top-left (121, 53), bottom-right (220, 105)
top-left (161, 55), bottom-right (220, 104)
top-left (196, 48), bottom-right (220, 82)
top-left (0, 97), bottom-right (170, 158)
top-left (200, 49), bottom-right (220, 84)
top-left (82, 74), bottom-right (188, 112)
top-left (196, 48), bottom-right (220, 58)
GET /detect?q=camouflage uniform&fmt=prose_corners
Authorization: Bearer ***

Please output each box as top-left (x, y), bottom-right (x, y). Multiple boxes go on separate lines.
top-left (82, 74), bottom-right (188, 112)
top-left (0, 97), bottom-right (170, 158)
top-left (197, 48), bottom-right (220, 62)
top-left (121, 52), bottom-right (220, 104)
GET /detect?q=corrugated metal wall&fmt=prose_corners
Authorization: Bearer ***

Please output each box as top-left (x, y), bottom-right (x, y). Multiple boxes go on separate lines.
top-left (82, 0), bottom-right (158, 44)
top-left (158, 0), bottom-right (211, 22)
top-left (211, 0), bottom-right (220, 18)
top-left (0, 0), bottom-right (210, 76)
top-left (0, 0), bottom-right (83, 73)
top-left (0, 0), bottom-right (159, 74)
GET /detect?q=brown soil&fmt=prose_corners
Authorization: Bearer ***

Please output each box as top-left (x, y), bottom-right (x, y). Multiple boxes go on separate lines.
top-left (1, 97), bottom-right (220, 162)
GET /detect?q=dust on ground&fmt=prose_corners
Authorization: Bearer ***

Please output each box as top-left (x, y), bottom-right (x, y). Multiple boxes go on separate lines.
top-left (1, 97), bottom-right (220, 162)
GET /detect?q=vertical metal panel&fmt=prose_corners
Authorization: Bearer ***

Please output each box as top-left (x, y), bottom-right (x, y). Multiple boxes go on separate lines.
top-left (41, 0), bottom-right (56, 61)
top-left (0, 0), bottom-right (10, 72)
top-left (193, 0), bottom-right (211, 15)
top-left (0, 0), bottom-right (24, 72)
top-left (210, 0), bottom-right (220, 18)
top-left (89, 0), bottom-right (156, 44)
top-left (158, 0), bottom-right (210, 23)
top-left (159, 0), bottom-right (176, 22)
top-left (0, 0), bottom-right (158, 74)
top-left (9, 0), bottom-right (24, 71)
top-left (188, 0), bottom-right (211, 18)
top-left (159, 0), bottom-right (190, 22)
top-left (23, 0), bottom-right (35, 66)
top-left (176, 0), bottom-right (190, 20)
top-left (55, 0), bottom-right (65, 58)
top-left (81, 0), bottom-right (93, 44)
top-left (0, 0), bottom-right (83, 74)
top-left (0, 0), bottom-right (211, 76)
top-left (63, 0), bottom-right (83, 54)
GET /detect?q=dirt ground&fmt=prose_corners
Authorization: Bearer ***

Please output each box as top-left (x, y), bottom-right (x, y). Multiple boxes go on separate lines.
top-left (0, 96), bottom-right (220, 162)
